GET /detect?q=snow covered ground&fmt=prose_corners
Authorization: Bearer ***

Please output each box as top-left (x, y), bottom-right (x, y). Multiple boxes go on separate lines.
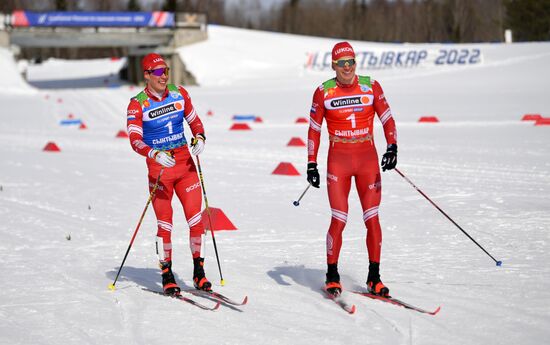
top-left (1, 26), bottom-right (549, 345)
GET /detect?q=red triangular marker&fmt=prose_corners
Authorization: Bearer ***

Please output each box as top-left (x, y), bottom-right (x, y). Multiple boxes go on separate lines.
top-left (522, 114), bottom-right (542, 121)
top-left (272, 162), bottom-right (300, 176)
top-left (287, 137), bottom-right (306, 147)
top-left (418, 116), bottom-right (439, 123)
top-left (230, 123), bottom-right (252, 130)
top-left (535, 118), bottom-right (550, 126)
top-left (202, 207), bottom-right (237, 231)
top-left (116, 130), bottom-right (128, 138)
top-left (43, 142), bottom-right (61, 152)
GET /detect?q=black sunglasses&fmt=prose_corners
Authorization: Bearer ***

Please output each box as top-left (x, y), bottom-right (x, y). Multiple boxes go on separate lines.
top-left (333, 59), bottom-right (356, 67)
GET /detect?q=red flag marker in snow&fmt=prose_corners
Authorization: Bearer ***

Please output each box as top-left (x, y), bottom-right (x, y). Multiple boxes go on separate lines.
top-left (295, 117), bottom-right (308, 124)
top-left (207, 110), bottom-right (214, 116)
top-left (522, 114), bottom-right (542, 121)
top-left (254, 116), bottom-right (263, 123)
top-left (418, 116), bottom-right (439, 123)
top-left (287, 137), bottom-right (306, 147)
top-left (116, 130), bottom-right (128, 138)
top-left (272, 162), bottom-right (300, 176)
top-left (43, 142), bottom-right (61, 152)
top-left (202, 207), bottom-right (237, 231)
top-left (230, 123), bottom-right (252, 130)
top-left (68, 113), bottom-right (74, 119)
top-left (79, 123), bottom-right (87, 130)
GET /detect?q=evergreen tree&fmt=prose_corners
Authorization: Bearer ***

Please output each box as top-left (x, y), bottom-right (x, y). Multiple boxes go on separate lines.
top-left (163, 0), bottom-right (177, 12)
top-left (128, 0), bottom-right (141, 11)
top-left (505, 0), bottom-right (550, 41)
top-left (56, 0), bottom-right (67, 11)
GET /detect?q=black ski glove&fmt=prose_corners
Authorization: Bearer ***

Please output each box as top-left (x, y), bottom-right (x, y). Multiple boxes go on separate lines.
top-left (381, 144), bottom-right (398, 171)
top-left (307, 162), bottom-right (320, 188)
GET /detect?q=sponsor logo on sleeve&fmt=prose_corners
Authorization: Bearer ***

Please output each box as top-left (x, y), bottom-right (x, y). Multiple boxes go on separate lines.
top-left (308, 139), bottom-right (315, 155)
top-left (310, 102), bottom-right (318, 113)
top-left (132, 139), bottom-right (147, 150)
top-left (127, 109), bottom-right (139, 121)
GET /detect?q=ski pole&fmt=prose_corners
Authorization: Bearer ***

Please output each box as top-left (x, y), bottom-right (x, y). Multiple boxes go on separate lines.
top-left (293, 183), bottom-right (312, 206)
top-left (195, 154), bottom-right (225, 286)
top-left (394, 168), bottom-right (502, 267)
top-left (109, 168), bottom-right (165, 290)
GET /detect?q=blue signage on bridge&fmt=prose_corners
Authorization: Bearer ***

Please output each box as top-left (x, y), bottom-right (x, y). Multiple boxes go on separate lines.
top-left (11, 11), bottom-right (175, 28)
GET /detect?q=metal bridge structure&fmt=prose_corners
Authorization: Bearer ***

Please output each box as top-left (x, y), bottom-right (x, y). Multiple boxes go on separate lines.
top-left (0, 11), bottom-right (207, 85)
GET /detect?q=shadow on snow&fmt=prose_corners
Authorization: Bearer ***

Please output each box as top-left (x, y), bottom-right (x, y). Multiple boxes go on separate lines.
top-left (105, 266), bottom-right (195, 292)
top-left (266, 265), bottom-right (328, 296)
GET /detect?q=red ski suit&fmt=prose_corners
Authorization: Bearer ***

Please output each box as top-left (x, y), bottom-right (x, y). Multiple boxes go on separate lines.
top-left (126, 86), bottom-right (205, 262)
top-left (308, 75), bottom-right (397, 265)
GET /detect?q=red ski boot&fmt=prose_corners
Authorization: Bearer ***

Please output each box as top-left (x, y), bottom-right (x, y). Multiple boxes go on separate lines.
top-left (324, 263), bottom-right (342, 297)
top-left (193, 257), bottom-right (212, 292)
top-left (366, 261), bottom-right (389, 297)
top-left (160, 261), bottom-right (181, 296)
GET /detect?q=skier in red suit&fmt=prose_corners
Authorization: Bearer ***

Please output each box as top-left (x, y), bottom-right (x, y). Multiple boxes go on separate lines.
top-left (126, 53), bottom-right (211, 295)
top-left (307, 42), bottom-right (398, 297)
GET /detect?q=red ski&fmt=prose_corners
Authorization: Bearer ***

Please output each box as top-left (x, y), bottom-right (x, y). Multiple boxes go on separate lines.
top-left (323, 289), bottom-right (356, 314)
top-left (352, 291), bottom-right (440, 315)
top-left (184, 289), bottom-right (248, 306)
top-left (143, 288), bottom-right (221, 311)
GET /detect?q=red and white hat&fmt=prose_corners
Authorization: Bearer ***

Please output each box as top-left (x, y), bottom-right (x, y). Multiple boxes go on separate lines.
top-left (141, 53), bottom-right (166, 71)
top-left (332, 41), bottom-right (355, 62)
